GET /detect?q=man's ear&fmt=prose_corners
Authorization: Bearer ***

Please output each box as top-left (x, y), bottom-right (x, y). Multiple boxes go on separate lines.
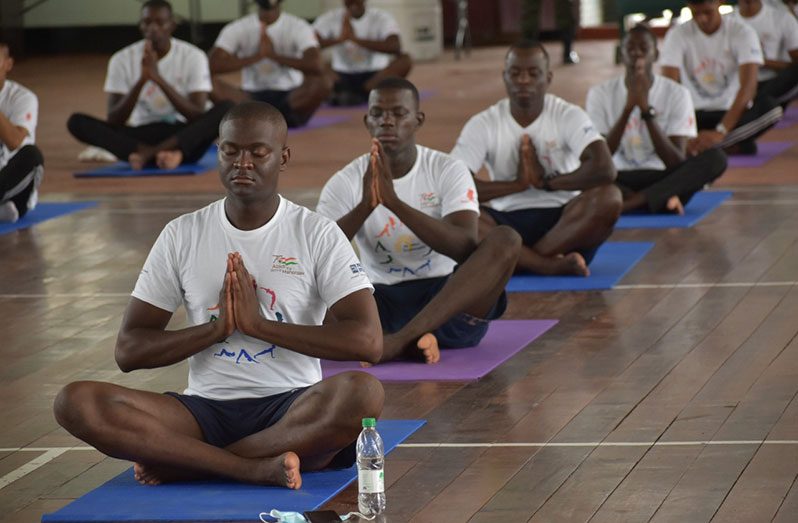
top-left (416, 111), bottom-right (425, 128)
top-left (280, 146), bottom-right (291, 169)
top-left (546, 69), bottom-right (553, 86)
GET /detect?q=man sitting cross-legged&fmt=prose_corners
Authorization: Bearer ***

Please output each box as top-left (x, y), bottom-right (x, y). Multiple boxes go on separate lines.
top-left (451, 41), bottom-right (621, 277)
top-left (317, 78), bottom-right (521, 365)
top-left (313, 0), bottom-right (412, 106)
top-left (67, 0), bottom-right (231, 170)
top-left (586, 24), bottom-right (728, 215)
top-left (54, 101), bottom-right (384, 487)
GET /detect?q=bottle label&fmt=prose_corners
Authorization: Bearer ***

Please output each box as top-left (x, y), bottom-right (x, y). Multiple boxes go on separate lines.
top-left (358, 469), bottom-right (385, 494)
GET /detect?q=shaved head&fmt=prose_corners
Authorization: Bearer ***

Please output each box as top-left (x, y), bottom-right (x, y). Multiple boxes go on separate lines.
top-left (220, 101), bottom-right (288, 143)
top-left (506, 40), bottom-right (550, 69)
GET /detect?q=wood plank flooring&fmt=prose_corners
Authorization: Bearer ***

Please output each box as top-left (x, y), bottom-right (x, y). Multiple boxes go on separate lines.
top-left (1, 40), bottom-right (797, 522)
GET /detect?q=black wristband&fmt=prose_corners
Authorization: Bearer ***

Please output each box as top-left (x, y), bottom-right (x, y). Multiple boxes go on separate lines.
top-left (541, 177), bottom-right (552, 191)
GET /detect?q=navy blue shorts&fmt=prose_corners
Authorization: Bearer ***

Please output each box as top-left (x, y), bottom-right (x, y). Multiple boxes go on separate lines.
top-left (374, 272), bottom-right (508, 349)
top-left (248, 89), bottom-right (305, 128)
top-left (334, 71), bottom-right (377, 98)
top-left (482, 206), bottom-right (600, 265)
top-left (166, 388), bottom-right (357, 469)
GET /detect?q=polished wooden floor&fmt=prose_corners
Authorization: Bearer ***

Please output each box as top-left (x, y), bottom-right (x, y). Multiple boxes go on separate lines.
top-left (2, 40), bottom-right (798, 523)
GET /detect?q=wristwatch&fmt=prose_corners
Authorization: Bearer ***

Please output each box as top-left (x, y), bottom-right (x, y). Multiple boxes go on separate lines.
top-left (641, 106), bottom-right (657, 121)
top-left (715, 122), bottom-right (728, 136)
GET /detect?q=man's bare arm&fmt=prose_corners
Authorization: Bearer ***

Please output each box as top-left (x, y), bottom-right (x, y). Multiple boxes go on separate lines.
top-left (209, 46), bottom-right (264, 74)
top-left (0, 112), bottom-right (28, 150)
top-left (107, 84), bottom-right (146, 125)
top-left (545, 140), bottom-right (617, 191)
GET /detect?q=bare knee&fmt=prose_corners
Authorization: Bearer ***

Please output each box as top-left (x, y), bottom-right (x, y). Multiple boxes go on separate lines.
top-left (585, 185), bottom-right (623, 225)
top-left (323, 372), bottom-right (384, 427)
top-left (480, 225), bottom-right (522, 267)
top-left (54, 381), bottom-right (105, 438)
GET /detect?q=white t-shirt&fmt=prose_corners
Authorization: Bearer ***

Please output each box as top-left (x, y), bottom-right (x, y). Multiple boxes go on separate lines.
top-left (450, 95), bottom-right (604, 211)
top-left (214, 12), bottom-right (319, 92)
top-left (313, 7), bottom-right (400, 73)
top-left (131, 196), bottom-right (373, 401)
top-left (316, 145), bottom-right (479, 286)
top-left (586, 75), bottom-right (697, 171)
top-left (659, 15), bottom-right (764, 111)
top-left (0, 80), bottom-right (37, 171)
top-left (734, 4), bottom-right (798, 81)
top-left (104, 38), bottom-right (211, 127)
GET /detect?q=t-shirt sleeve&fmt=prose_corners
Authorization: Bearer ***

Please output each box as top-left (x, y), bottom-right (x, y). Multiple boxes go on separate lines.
top-left (186, 49), bottom-right (212, 93)
top-left (314, 221), bottom-right (373, 309)
top-left (316, 168), bottom-right (359, 222)
top-left (103, 52), bottom-right (130, 94)
top-left (214, 20), bottom-right (244, 55)
top-left (585, 85), bottom-right (611, 136)
top-left (781, 14), bottom-right (798, 52)
top-left (312, 11), bottom-right (337, 39)
top-left (294, 18), bottom-right (320, 52)
top-left (736, 23), bottom-right (765, 65)
top-left (658, 26), bottom-right (683, 69)
top-left (377, 11), bottom-right (401, 39)
top-left (665, 84), bottom-right (697, 138)
top-left (450, 113), bottom-right (490, 174)
top-left (131, 223), bottom-right (184, 313)
top-left (561, 104), bottom-right (604, 158)
top-left (439, 157), bottom-right (480, 217)
top-left (8, 90), bottom-right (38, 137)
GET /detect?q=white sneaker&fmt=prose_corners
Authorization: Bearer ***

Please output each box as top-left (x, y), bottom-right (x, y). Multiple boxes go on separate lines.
top-left (78, 146), bottom-right (118, 162)
top-left (0, 201), bottom-right (19, 223)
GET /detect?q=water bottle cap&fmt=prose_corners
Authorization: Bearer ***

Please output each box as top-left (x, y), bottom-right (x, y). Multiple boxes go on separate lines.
top-left (362, 417), bottom-right (377, 428)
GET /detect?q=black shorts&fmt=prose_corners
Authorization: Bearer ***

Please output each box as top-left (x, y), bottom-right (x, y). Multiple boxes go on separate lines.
top-left (166, 388), bottom-right (356, 469)
top-left (482, 205), bottom-right (600, 265)
top-left (334, 71), bottom-right (378, 99)
top-left (374, 272), bottom-right (507, 349)
top-left (248, 89), bottom-right (305, 128)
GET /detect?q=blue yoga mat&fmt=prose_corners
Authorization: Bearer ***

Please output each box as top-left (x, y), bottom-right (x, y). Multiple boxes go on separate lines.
top-left (42, 419), bottom-right (425, 522)
top-left (74, 146), bottom-right (217, 178)
top-left (615, 191), bottom-right (732, 229)
top-left (0, 201), bottom-right (96, 235)
top-left (506, 241), bottom-right (654, 292)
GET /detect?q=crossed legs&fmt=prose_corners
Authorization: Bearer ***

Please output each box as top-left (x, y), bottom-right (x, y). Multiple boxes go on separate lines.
top-left (379, 226), bottom-right (521, 363)
top-left (480, 185), bottom-right (622, 276)
top-left (53, 371), bottom-right (383, 487)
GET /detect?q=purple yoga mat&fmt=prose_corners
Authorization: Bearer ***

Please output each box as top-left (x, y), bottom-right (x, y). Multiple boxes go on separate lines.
top-left (287, 113), bottom-right (351, 134)
top-left (727, 141), bottom-right (794, 168)
top-left (774, 105), bottom-right (798, 130)
top-left (321, 319), bottom-right (557, 381)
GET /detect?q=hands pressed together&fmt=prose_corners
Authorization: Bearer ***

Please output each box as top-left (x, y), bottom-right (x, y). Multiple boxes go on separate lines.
top-left (516, 134), bottom-right (547, 191)
top-left (140, 41), bottom-right (162, 83)
top-left (214, 252), bottom-right (264, 341)
top-left (258, 23), bottom-right (275, 60)
top-left (362, 138), bottom-right (400, 211)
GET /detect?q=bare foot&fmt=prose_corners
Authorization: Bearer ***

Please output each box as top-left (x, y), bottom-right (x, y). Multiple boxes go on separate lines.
top-left (416, 333), bottom-right (440, 364)
top-left (133, 462), bottom-right (196, 485)
top-left (253, 452), bottom-right (302, 489)
top-left (550, 252), bottom-right (590, 277)
top-left (156, 149), bottom-right (183, 170)
top-left (666, 195), bottom-right (685, 215)
top-left (128, 152), bottom-right (146, 171)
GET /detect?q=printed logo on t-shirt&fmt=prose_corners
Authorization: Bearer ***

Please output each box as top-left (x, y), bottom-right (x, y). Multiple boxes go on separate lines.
top-left (419, 192), bottom-right (441, 208)
top-left (350, 262), bottom-right (366, 276)
top-left (459, 188), bottom-right (476, 204)
top-left (271, 255), bottom-right (305, 276)
top-left (208, 286), bottom-right (285, 364)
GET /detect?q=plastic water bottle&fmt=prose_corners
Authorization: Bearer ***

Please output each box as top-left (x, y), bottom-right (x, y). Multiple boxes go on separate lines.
top-left (356, 417), bottom-right (386, 516)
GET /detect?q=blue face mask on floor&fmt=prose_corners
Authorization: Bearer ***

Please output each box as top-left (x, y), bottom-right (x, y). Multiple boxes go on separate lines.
top-left (260, 509), bottom-right (375, 522)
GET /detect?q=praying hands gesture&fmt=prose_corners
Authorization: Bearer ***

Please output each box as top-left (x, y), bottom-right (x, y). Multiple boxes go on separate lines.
top-left (625, 58), bottom-right (651, 112)
top-left (140, 40), bottom-right (161, 83)
top-left (214, 252), bottom-right (265, 341)
top-left (258, 23), bottom-right (276, 60)
top-left (516, 134), bottom-right (546, 191)
top-left (340, 14), bottom-right (355, 43)
top-left (363, 139), bottom-right (401, 211)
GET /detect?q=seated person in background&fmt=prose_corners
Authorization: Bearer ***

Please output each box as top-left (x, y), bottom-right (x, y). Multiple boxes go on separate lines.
top-left (54, 101), bottom-right (384, 487)
top-left (735, 0), bottom-right (798, 108)
top-left (586, 25), bottom-right (727, 215)
top-left (313, 0), bottom-right (412, 106)
top-left (659, 0), bottom-right (783, 156)
top-left (209, 0), bottom-right (329, 128)
top-left (0, 42), bottom-right (43, 224)
top-left (317, 78), bottom-right (520, 365)
top-left (67, 0), bottom-right (230, 170)
top-left (451, 41), bottom-right (621, 277)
